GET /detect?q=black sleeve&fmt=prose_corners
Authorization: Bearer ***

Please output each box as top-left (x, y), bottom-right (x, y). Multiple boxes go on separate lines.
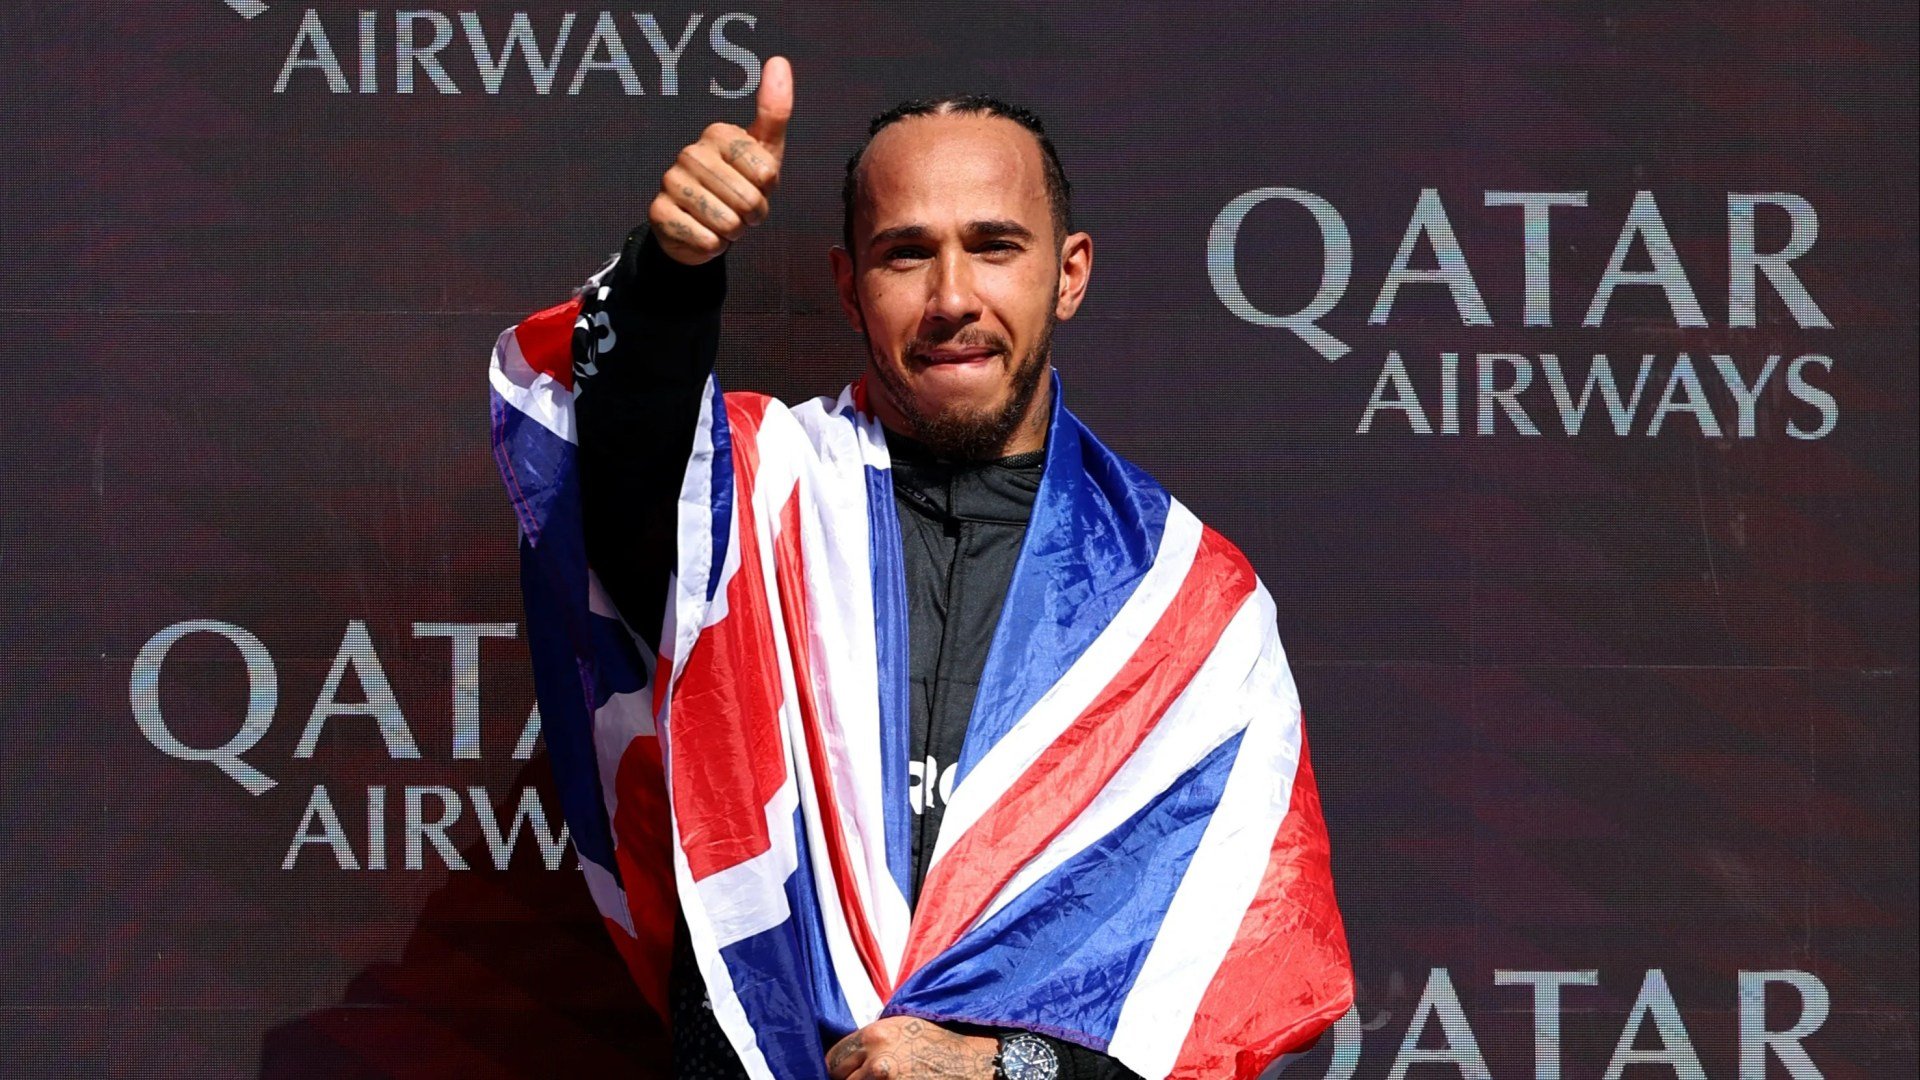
top-left (1030, 1034), bottom-right (1144, 1080)
top-left (575, 227), bottom-right (727, 652)
top-left (965, 1027), bottom-right (1140, 1080)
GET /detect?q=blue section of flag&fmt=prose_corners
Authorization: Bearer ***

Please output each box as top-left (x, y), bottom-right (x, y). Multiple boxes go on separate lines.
top-left (889, 730), bottom-right (1243, 1046)
top-left (864, 459), bottom-right (916, 900)
top-left (783, 808), bottom-right (858, 1041)
top-left (718, 811), bottom-right (852, 1079)
top-left (490, 392), bottom-right (573, 547)
top-left (496, 392), bottom-right (619, 878)
top-left (957, 373), bottom-right (1173, 785)
top-left (587, 611), bottom-right (648, 709)
top-left (705, 379), bottom-right (734, 603)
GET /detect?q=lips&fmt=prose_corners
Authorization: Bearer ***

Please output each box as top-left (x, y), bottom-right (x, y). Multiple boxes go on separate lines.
top-left (922, 347), bottom-right (997, 364)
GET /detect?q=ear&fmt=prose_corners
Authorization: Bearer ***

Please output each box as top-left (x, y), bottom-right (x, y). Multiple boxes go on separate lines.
top-left (1054, 230), bottom-right (1093, 321)
top-left (829, 246), bottom-right (866, 334)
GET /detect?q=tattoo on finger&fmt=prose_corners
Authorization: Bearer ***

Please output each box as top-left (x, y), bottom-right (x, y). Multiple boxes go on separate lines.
top-left (828, 1034), bottom-right (863, 1071)
top-left (725, 137), bottom-right (766, 177)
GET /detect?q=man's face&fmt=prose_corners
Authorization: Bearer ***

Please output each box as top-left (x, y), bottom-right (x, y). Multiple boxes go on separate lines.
top-left (832, 112), bottom-right (1092, 459)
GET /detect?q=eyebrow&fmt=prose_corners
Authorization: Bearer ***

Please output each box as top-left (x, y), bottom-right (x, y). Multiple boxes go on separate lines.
top-left (867, 219), bottom-right (1038, 249)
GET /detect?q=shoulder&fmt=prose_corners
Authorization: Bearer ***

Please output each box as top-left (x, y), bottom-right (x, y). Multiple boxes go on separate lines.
top-left (717, 387), bottom-right (880, 484)
top-left (1066, 407), bottom-right (1267, 583)
top-left (718, 388), bottom-right (859, 444)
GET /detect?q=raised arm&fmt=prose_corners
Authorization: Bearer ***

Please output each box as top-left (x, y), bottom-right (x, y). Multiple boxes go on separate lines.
top-left (575, 56), bottom-right (792, 647)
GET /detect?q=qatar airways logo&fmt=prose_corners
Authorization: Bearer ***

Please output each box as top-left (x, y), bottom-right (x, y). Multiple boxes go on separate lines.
top-left (1209, 189), bottom-right (1838, 439)
top-left (1311, 967), bottom-right (1829, 1079)
top-left (132, 618), bottom-right (570, 873)
top-left (217, 3), bottom-right (763, 97)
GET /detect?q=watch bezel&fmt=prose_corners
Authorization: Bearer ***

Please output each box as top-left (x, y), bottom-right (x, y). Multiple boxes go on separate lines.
top-left (994, 1031), bottom-right (1060, 1080)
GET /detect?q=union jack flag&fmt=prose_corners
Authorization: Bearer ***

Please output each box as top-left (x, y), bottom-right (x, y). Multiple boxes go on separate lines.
top-left (489, 293), bottom-right (1353, 1079)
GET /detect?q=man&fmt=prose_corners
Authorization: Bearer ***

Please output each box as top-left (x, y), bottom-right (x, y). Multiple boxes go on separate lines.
top-left (489, 56), bottom-right (1352, 1080)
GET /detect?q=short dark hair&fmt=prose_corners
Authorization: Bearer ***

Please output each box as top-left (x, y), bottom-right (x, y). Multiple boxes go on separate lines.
top-left (840, 94), bottom-right (1073, 256)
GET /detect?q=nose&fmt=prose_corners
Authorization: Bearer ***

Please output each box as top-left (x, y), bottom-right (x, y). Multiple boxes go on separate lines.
top-left (923, 245), bottom-right (982, 328)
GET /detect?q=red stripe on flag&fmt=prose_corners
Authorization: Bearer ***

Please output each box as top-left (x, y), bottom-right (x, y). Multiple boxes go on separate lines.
top-left (1168, 732), bottom-right (1353, 1079)
top-left (900, 526), bottom-right (1256, 978)
top-left (606, 730), bottom-right (683, 1014)
top-left (513, 297), bottom-right (582, 387)
top-left (669, 394), bottom-right (791, 882)
top-left (609, 733), bottom-right (676, 1025)
top-left (772, 489), bottom-right (894, 998)
top-left (650, 652), bottom-right (674, 726)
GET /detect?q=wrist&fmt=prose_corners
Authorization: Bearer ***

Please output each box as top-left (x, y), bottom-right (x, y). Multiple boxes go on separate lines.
top-left (993, 1031), bottom-right (1061, 1080)
top-left (616, 226), bottom-right (727, 314)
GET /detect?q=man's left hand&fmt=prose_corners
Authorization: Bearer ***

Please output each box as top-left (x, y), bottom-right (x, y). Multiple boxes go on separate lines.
top-left (825, 1016), bottom-right (999, 1080)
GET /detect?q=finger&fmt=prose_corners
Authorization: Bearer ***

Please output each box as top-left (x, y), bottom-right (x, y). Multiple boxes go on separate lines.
top-left (648, 194), bottom-right (726, 264)
top-left (747, 55), bottom-right (792, 161)
top-left (663, 164), bottom-right (745, 239)
top-left (849, 1054), bottom-right (895, 1080)
top-left (825, 1031), bottom-right (866, 1080)
top-left (679, 145), bottom-right (770, 224)
top-left (710, 126), bottom-right (780, 192)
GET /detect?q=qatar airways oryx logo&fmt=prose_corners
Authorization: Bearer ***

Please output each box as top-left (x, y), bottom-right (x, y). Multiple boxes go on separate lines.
top-left (1209, 188), bottom-right (1840, 439)
top-left (215, 2), bottom-right (764, 96)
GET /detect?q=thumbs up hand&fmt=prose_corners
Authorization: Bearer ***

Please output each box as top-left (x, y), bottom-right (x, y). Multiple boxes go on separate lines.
top-left (649, 55), bottom-right (793, 265)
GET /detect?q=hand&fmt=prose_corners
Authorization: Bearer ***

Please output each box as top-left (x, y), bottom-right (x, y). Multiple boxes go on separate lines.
top-left (648, 54), bottom-right (792, 265)
top-left (825, 1016), bottom-right (999, 1080)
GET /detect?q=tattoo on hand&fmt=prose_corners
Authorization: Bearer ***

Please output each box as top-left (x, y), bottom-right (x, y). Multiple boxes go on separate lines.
top-left (898, 1020), bottom-right (997, 1079)
top-left (830, 1017), bottom-right (998, 1079)
top-left (827, 1034), bottom-right (863, 1072)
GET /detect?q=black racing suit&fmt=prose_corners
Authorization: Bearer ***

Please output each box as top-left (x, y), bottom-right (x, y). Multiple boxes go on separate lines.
top-left (573, 228), bottom-right (1141, 1080)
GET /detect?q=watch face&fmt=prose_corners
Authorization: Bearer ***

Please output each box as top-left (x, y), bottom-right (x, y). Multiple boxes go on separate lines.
top-left (999, 1034), bottom-right (1059, 1080)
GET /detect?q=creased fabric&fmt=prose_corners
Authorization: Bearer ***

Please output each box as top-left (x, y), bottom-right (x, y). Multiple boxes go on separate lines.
top-left (490, 298), bottom-right (1353, 1079)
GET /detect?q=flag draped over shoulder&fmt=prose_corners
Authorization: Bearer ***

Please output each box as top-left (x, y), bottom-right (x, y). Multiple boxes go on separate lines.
top-left (489, 295), bottom-right (1354, 1080)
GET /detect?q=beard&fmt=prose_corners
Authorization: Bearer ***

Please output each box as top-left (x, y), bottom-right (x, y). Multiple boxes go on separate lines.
top-left (865, 312), bottom-right (1055, 462)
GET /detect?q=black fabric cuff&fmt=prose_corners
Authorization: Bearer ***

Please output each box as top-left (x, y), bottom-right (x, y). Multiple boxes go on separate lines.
top-left (611, 225), bottom-right (728, 316)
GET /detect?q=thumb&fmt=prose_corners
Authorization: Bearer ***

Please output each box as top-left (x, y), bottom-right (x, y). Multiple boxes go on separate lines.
top-left (748, 55), bottom-right (793, 160)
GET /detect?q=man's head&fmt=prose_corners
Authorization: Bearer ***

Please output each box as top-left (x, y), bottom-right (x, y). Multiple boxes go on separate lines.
top-left (831, 95), bottom-right (1093, 460)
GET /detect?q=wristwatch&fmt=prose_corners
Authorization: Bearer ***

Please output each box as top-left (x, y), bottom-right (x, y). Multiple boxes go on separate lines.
top-left (993, 1032), bottom-right (1060, 1080)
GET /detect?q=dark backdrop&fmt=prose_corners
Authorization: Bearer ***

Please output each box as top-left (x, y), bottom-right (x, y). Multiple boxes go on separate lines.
top-left (2, 1), bottom-right (1914, 1076)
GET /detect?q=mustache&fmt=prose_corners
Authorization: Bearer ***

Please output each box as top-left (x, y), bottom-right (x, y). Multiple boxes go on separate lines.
top-left (906, 328), bottom-right (1010, 362)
